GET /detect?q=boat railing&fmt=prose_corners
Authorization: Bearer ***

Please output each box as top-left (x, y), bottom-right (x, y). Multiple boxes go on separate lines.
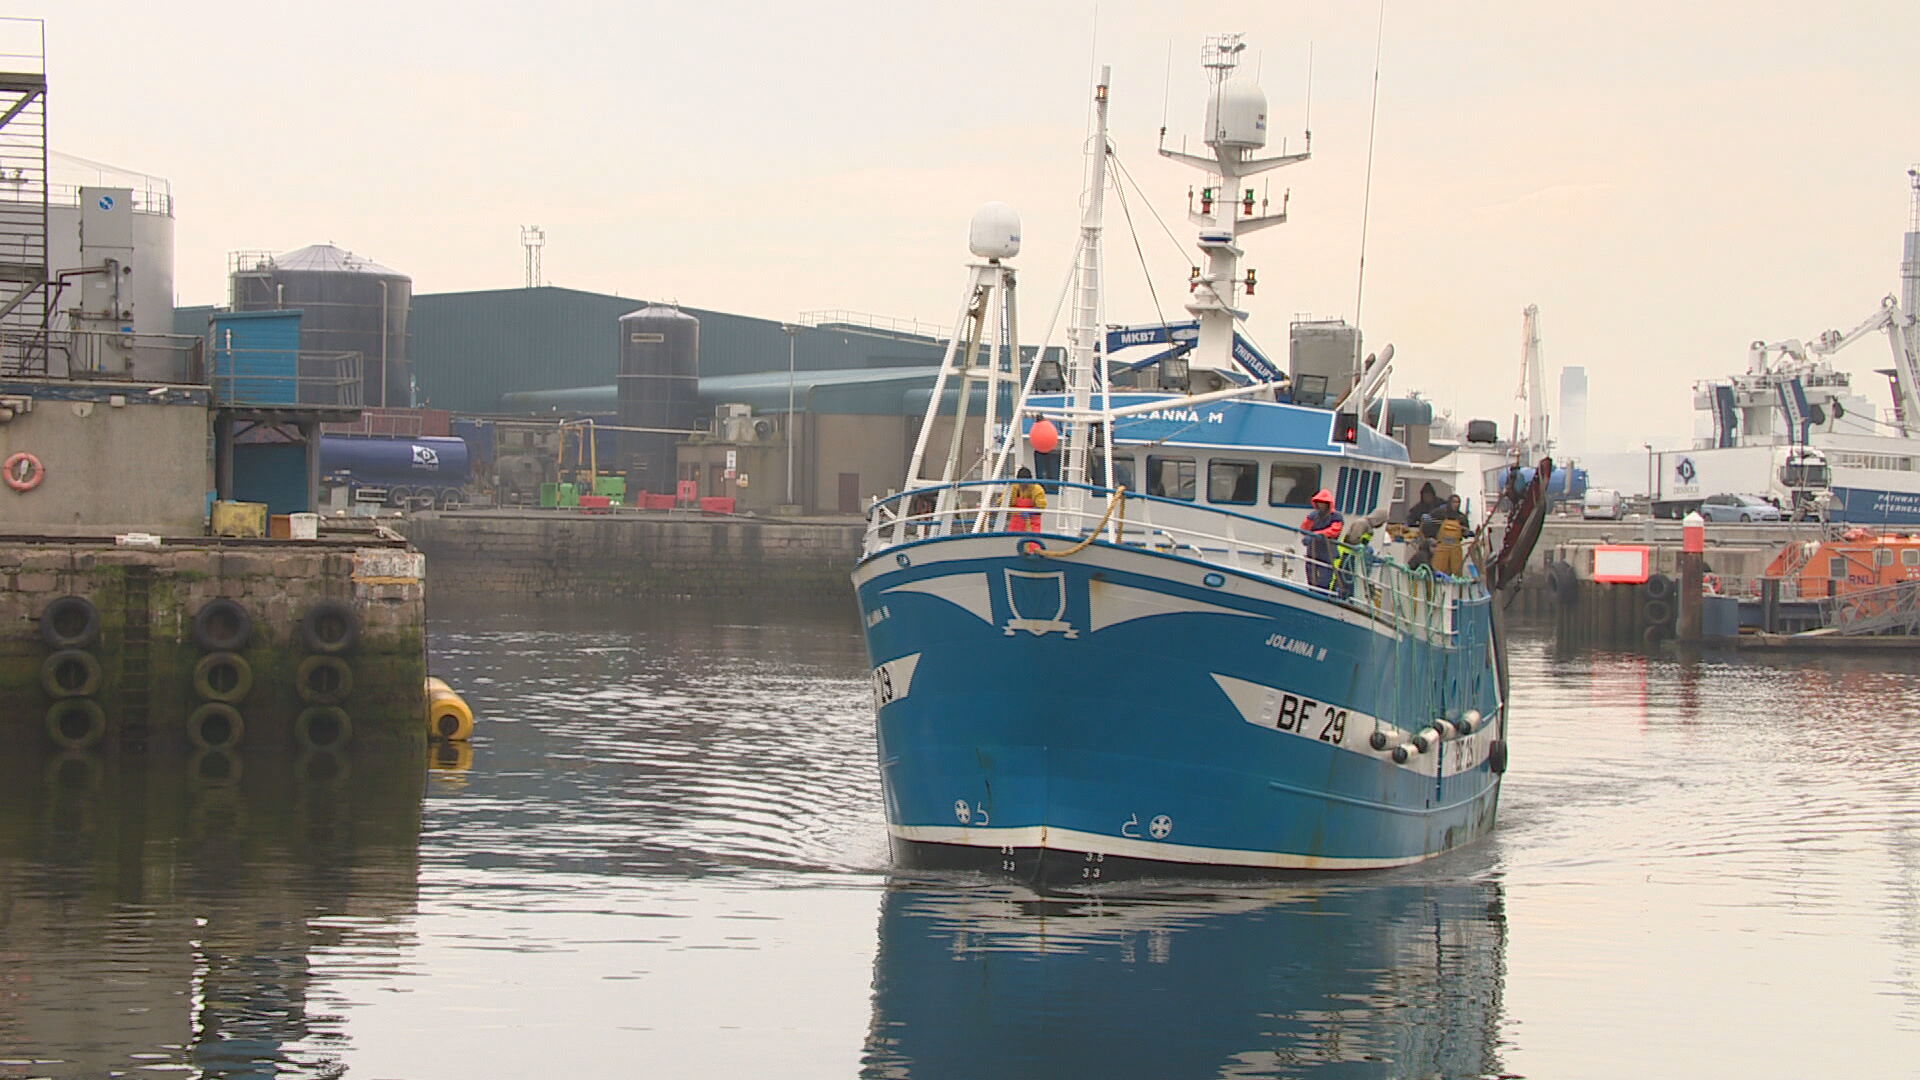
top-left (866, 480), bottom-right (1476, 642)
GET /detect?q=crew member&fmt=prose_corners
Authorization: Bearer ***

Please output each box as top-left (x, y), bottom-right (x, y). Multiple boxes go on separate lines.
top-left (1302, 489), bottom-right (1345, 591)
top-left (1429, 494), bottom-right (1475, 576)
top-left (1008, 467), bottom-right (1047, 532)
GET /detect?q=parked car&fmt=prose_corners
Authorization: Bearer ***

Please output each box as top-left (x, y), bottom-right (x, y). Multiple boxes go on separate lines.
top-left (1698, 493), bottom-right (1784, 523)
top-left (1581, 487), bottom-right (1625, 520)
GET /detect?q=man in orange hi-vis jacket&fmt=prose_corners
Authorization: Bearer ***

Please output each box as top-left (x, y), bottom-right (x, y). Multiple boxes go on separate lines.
top-left (1302, 488), bottom-right (1344, 591)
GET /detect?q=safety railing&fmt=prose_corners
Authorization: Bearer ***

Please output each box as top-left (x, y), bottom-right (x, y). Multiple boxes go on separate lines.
top-left (0, 328), bottom-right (203, 382)
top-left (1817, 579), bottom-right (1920, 636)
top-left (866, 479), bottom-right (1482, 642)
top-left (208, 348), bottom-right (363, 409)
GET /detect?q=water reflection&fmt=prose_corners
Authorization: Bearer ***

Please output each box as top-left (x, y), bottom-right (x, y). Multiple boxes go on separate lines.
top-left (0, 747), bottom-right (424, 1078)
top-left (863, 872), bottom-right (1508, 1079)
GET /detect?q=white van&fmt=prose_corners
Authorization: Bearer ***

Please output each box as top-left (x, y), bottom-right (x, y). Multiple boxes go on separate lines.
top-left (1582, 487), bottom-right (1625, 520)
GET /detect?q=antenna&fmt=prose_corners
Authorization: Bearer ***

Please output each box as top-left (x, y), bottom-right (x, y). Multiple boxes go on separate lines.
top-left (1350, 1), bottom-right (1386, 383)
top-left (1304, 42), bottom-right (1314, 147)
top-left (521, 225), bottom-right (545, 288)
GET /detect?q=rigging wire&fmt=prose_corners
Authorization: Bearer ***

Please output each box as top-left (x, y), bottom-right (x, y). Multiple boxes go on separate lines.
top-left (1108, 152), bottom-right (1172, 339)
top-left (1110, 151), bottom-right (1191, 267)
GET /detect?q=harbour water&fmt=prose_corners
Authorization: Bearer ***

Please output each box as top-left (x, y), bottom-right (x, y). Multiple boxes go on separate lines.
top-left (3, 598), bottom-right (1918, 1078)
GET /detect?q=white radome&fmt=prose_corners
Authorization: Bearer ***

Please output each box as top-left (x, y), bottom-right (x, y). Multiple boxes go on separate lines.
top-left (968, 201), bottom-right (1021, 259)
top-left (1208, 78), bottom-right (1268, 148)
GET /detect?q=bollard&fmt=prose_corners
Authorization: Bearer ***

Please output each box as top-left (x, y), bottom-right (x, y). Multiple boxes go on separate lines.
top-left (1678, 511), bottom-right (1705, 641)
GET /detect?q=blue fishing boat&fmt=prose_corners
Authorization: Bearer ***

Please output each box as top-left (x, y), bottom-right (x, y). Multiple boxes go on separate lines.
top-left (853, 35), bottom-right (1548, 885)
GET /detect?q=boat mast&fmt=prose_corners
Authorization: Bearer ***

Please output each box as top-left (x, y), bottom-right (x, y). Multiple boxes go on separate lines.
top-left (1159, 34), bottom-right (1309, 375)
top-left (1059, 66), bottom-right (1113, 510)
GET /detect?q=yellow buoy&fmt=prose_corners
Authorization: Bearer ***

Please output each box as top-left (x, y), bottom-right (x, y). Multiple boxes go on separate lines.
top-left (425, 676), bottom-right (475, 741)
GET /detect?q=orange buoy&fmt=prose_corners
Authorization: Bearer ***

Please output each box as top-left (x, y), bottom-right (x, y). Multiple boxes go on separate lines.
top-left (4, 451), bottom-right (43, 492)
top-left (1029, 419), bottom-right (1059, 455)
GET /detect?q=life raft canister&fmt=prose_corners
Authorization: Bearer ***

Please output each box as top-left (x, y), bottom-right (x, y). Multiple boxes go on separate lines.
top-left (4, 451), bottom-right (43, 492)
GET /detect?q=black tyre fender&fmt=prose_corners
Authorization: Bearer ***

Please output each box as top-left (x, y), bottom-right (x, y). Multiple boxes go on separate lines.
top-left (193, 598), bottom-right (253, 652)
top-left (187, 702), bottom-right (246, 751)
top-left (1549, 561), bottom-right (1578, 604)
top-left (192, 652), bottom-right (254, 703)
top-left (188, 747), bottom-right (243, 786)
top-left (45, 699), bottom-right (107, 751)
top-left (295, 706), bottom-right (354, 752)
top-left (1645, 573), bottom-right (1675, 601)
top-left (41, 649), bottom-right (102, 698)
top-left (1644, 598), bottom-right (1674, 626)
top-left (296, 747), bottom-right (353, 785)
top-left (1488, 738), bottom-right (1509, 774)
top-left (295, 655), bottom-right (354, 705)
top-left (39, 595), bottom-right (100, 650)
top-left (299, 600), bottom-right (361, 655)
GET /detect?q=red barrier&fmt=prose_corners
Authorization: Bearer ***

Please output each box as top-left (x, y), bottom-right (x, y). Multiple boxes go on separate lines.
top-left (641, 493), bottom-right (677, 511)
top-left (698, 497), bottom-right (737, 515)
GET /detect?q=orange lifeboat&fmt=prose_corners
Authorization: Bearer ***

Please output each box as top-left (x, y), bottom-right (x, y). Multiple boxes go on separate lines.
top-left (1764, 529), bottom-right (1920, 598)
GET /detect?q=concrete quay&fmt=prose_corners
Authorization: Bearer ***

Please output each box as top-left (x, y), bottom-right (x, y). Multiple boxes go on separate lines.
top-left (0, 535), bottom-right (428, 758)
top-left (397, 509), bottom-right (865, 599)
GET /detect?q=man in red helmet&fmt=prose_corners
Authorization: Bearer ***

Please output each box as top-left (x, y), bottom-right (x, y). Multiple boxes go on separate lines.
top-left (1302, 488), bottom-right (1345, 592)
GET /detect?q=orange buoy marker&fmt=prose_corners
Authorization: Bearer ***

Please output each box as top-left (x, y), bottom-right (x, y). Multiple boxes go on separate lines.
top-left (1028, 418), bottom-right (1059, 455)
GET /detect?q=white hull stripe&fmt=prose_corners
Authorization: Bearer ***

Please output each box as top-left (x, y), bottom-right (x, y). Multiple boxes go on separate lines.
top-left (1212, 672), bottom-right (1490, 777)
top-left (882, 571), bottom-right (994, 625)
top-left (890, 824), bottom-right (1441, 871)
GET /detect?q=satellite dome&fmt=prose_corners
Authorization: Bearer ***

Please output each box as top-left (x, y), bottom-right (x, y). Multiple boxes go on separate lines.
top-left (1207, 79), bottom-right (1268, 149)
top-left (968, 202), bottom-right (1021, 260)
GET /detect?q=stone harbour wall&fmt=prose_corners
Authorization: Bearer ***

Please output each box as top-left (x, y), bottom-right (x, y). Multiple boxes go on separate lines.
top-left (399, 512), bottom-right (865, 599)
top-left (0, 540), bottom-right (427, 757)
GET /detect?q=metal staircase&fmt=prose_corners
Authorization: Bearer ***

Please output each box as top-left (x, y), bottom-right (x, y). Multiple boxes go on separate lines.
top-left (0, 18), bottom-right (46, 375)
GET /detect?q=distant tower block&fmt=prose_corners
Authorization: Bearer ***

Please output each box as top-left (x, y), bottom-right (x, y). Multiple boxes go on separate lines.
top-left (1559, 366), bottom-right (1588, 460)
top-left (522, 225), bottom-right (545, 288)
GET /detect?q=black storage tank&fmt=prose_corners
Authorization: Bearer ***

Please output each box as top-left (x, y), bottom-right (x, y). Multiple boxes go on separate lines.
top-left (617, 305), bottom-right (701, 494)
top-left (231, 244), bottom-right (412, 408)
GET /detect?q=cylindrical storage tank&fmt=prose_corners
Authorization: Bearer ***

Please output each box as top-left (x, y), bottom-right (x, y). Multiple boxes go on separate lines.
top-left (231, 244), bottom-right (411, 409)
top-left (616, 306), bottom-right (700, 494)
top-left (319, 435), bottom-right (470, 488)
top-left (47, 176), bottom-right (178, 379)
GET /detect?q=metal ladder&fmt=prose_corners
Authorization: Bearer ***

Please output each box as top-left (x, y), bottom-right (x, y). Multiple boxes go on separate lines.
top-left (119, 566), bottom-right (152, 751)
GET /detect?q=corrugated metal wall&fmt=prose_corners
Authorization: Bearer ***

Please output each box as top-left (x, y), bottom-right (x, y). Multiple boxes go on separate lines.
top-left (407, 287), bottom-right (950, 414)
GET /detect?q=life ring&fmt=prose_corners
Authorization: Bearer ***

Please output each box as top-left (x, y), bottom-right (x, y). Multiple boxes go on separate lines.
top-left (45, 699), bottom-right (106, 750)
top-left (192, 599), bottom-right (253, 652)
top-left (39, 596), bottom-right (100, 650)
top-left (187, 702), bottom-right (245, 751)
top-left (4, 451), bottom-right (43, 492)
top-left (299, 600), bottom-right (360, 655)
top-left (41, 649), bottom-right (103, 698)
top-left (1703, 573), bottom-right (1722, 595)
top-left (192, 652), bottom-right (253, 703)
top-left (295, 705), bottom-right (353, 752)
top-left (296, 655), bottom-right (354, 705)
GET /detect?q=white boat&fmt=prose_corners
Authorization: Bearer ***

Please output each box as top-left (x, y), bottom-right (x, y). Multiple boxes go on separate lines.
top-left (1658, 169), bottom-right (1920, 523)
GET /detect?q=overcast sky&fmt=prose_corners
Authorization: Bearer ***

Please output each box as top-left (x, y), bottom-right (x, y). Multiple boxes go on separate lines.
top-left (34, 2), bottom-right (1920, 451)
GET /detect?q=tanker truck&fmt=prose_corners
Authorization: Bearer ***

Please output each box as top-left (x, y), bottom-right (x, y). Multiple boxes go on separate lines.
top-left (320, 434), bottom-right (472, 509)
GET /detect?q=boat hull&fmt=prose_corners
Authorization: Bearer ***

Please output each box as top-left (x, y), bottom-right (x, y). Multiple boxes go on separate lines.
top-left (853, 533), bottom-right (1505, 880)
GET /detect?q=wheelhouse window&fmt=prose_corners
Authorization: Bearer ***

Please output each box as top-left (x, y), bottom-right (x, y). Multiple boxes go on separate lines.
top-left (1146, 456), bottom-right (1196, 501)
top-left (1207, 460), bottom-right (1259, 505)
top-left (1269, 462), bottom-right (1321, 506)
top-left (1875, 549), bottom-right (1895, 567)
top-left (1828, 557), bottom-right (1848, 579)
top-left (1904, 549), bottom-right (1920, 568)
top-left (1095, 453), bottom-right (1135, 494)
